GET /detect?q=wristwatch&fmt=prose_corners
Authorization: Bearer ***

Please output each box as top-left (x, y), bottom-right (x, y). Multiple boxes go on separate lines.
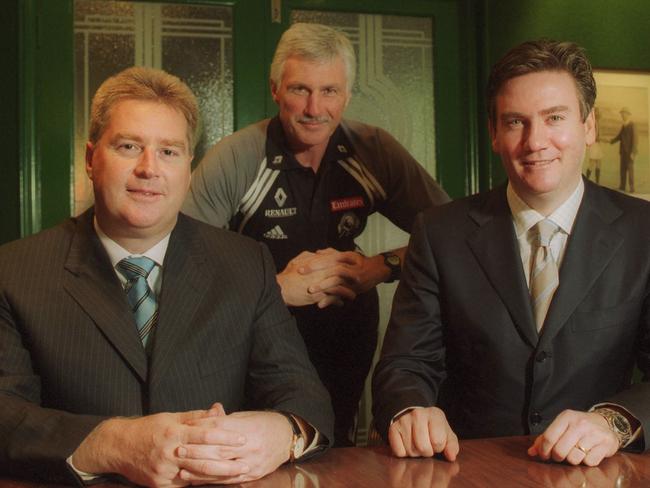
top-left (594, 407), bottom-right (633, 447)
top-left (381, 251), bottom-right (401, 283)
top-left (277, 411), bottom-right (306, 462)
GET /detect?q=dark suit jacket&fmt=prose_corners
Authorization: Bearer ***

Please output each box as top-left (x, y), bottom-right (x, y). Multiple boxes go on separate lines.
top-left (373, 180), bottom-right (650, 449)
top-left (0, 209), bottom-right (333, 482)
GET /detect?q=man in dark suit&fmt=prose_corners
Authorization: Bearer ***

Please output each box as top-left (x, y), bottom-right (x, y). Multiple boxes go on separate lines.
top-left (611, 106), bottom-right (638, 192)
top-left (0, 67), bottom-right (332, 486)
top-left (373, 39), bottom-right (649, 467)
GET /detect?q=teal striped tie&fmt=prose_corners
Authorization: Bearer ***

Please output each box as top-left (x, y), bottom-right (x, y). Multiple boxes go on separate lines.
top-left (117, 256), bottom-right (158, 347)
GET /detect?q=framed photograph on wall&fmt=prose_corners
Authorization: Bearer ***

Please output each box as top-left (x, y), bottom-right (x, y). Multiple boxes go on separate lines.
top-left (587, 70), bottom-right (650, 198)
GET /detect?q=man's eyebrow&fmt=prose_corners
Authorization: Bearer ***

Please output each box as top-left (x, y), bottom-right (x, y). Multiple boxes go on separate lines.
top-left (160, 139), bottom-right (188, 150)
top-left (540, 105), bottom-right (570, 115)
top-left (110, 132), bottom-right (143, 143)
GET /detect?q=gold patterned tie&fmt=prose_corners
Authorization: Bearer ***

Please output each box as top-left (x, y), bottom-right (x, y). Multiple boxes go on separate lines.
top-left (530, 220), bottom-right (560, 332)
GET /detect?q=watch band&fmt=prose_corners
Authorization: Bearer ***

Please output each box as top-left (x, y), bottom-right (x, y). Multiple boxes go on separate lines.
top-left (381, 251), bottom-right (401, 283)
top-left (276, 411), bottom-right (306, 462)
top-left (594, 407), bottom-right (633, 448)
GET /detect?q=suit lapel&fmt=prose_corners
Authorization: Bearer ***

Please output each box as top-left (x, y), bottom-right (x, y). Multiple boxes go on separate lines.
top-left (466, 187), bottom-right (539, 347)
top-left (540, 182), bottom-right (624, 344)
top-left (63, 209), bottom-right (148, 381)
top-left (149, 214), bottom-right (211, 391)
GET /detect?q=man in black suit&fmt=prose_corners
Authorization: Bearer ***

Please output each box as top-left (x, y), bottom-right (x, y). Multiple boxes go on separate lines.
top-left (0, 67), bottom-right (332, 485)
top-left (373, 39), bottom-right (649, 467)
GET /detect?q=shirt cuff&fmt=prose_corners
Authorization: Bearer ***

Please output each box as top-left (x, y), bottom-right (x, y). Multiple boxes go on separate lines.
top-left (66, 455), bottom-right (101, 483)
top-left (390, 406), bottom-right (424, 425)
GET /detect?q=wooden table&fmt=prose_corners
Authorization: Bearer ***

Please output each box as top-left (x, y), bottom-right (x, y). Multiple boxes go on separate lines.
top-left (1, 436), bottom-right (649, 487)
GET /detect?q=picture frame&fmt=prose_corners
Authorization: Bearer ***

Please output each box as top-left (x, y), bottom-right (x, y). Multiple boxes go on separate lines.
top-left (587, 70), bottom-right (650, 198)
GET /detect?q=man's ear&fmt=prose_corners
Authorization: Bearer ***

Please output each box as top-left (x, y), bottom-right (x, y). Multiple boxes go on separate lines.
top-left (85, 142), bottom-right (95, 179)
top-left (270, 80), bottom-right (280, 104)
top-left (488, 118), bottom-right (499, 152)
top-left (584, 109), bottom-right (596, 146)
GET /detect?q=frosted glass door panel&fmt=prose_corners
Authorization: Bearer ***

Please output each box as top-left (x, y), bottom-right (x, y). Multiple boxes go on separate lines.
top-left (74, 1), bottom-right (233, 214)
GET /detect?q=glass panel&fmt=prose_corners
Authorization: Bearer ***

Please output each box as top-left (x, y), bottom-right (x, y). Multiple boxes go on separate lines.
top-left (291, 10), bottom-right (436, 445)
top-left (73, 0), bottom-right (233, 214)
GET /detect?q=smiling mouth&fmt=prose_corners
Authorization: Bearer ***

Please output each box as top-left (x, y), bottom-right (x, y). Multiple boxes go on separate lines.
top-left (522, 159), bottom-right (555, 167)
top-left (128, 189), bottom-right (162, 197)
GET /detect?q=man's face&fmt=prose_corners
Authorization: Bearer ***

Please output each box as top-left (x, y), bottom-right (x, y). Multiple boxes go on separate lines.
top-left (490, 70), bottom-right (595, 212)
top-left (86, 99), bottom-right (192, 244)
top-left (271, 55), bottom-right (350, 154)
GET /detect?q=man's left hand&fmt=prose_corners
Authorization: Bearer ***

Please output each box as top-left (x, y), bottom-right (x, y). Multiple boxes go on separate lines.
top-left (528, 409), bottom-right (619, 466)
top-left (302, 248), bottom-right (400, 297)
top-left (177, 410), bottom-right (293, 485)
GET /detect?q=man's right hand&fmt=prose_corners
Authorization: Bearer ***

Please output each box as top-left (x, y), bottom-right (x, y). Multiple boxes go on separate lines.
top-left (388, 407), bottom-right (459, 461)
top-left (71, 406), bottom-right (249, 487)
top-left (276, 251), bottom-right (357, 308)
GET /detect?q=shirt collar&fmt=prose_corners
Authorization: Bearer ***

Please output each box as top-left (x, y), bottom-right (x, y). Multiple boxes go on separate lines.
top-left (507, 178), bottom-right (584, 238)
top-left (265, 116), bottom-right (350, 170)
top-left (94, 218), bottom-right (170, 268)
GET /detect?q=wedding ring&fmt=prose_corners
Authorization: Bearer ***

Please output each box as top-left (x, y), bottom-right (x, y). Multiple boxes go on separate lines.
top-left (575, 444), bottom-right (589, 454)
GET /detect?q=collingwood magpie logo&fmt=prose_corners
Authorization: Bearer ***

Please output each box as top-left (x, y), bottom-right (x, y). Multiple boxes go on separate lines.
top-left (263, 225), bottom-right (288, 240)
top-left (337, 211), bottom-right (360, 238)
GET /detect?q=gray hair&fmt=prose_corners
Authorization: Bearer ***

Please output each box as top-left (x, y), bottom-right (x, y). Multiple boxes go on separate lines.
top-left (89, 66), bottom-right (200, 153)
top-left (270, 23), bottom-right (356, 93)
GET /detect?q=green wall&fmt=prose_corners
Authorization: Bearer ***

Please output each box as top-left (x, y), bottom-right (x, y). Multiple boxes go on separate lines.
top-left (0, 1), bottom-right (20, 244)
top-left (479, 0), bottom-right (650, 186)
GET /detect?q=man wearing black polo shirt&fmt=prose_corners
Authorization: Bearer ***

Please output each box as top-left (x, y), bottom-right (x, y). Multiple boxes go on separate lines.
top-left (183, 22), bottom-right (449, 446)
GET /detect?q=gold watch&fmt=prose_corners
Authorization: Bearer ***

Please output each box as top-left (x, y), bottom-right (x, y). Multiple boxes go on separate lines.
top-left (278, 411), bottom-right (306, 462)
top-left (595, 407), bottom-right (633, 447)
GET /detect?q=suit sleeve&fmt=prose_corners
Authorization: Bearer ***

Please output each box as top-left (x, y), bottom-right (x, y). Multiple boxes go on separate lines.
top-left (372, 213), bottom-right (446, 439)
top-left (0, 289), bottom-right (106, 483)
top-left (244, 243), bottom-right (335, 446)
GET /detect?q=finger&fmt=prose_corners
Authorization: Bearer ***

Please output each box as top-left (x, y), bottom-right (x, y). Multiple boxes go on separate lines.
top-left (527, 436), bottom-right (542, 457)
top-left (582, 443), bottom-right (610, 467)
top-left (177, 443), bottom-right (243, 461)
top-left (317, 295), bottom-right (344, 308)
top-left (388, 424), bottom-right (407, 457)
top-left (177, 459), bottom-right (250, 480)
top-left (313, 284), bottom-right (356, 301)
top-left (550, 429), bottom-right (584, 463)
top-left (177, 408), bottom-right (217, 423)
top-left (537, 417), bottom-right (571, 459)
top-left (182, 425), bottom-right (246, 446)
top-left (208, 403), bottom-right (226, 416)
top-left (443, 429), bottom-right (459, 462)
top-left (410, 421), bottom-right (434, 457)
top-left (565, 445), bottom-right (587, 466)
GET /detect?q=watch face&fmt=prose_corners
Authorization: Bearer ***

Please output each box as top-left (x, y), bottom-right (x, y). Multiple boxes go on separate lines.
top-left (386, 255), bottom-right (400, 266)
top-left (612, 415), bottom-right (629, 433)
top-left (293, 436), bottom-right (306, 458)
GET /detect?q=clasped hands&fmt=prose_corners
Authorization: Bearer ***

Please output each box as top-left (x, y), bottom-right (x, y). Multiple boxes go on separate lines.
top-left (389, 407), bottom-right (620, 467)
top-left (277, 248), bottom-right (387, 308)
top-left (72, 404), bottom-right (293, 487)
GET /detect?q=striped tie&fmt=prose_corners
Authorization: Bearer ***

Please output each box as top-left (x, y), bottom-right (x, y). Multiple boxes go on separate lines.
top-left (530, 220), bottom-right (560, 332)
top-left (116, 256), bottom-right (158, 347)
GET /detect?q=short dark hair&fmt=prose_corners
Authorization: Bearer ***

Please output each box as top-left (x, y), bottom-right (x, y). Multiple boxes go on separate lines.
top-left (487, 39), bottom-right (596, 125)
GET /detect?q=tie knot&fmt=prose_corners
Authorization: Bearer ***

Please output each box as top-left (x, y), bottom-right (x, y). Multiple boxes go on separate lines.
top-left (117, 256), bottom-right (156, 281)
top-left (534, 219), bottom-right (559, 247)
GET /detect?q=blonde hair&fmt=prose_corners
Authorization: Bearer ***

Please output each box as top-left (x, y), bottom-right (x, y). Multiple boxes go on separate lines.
top-left (89, 66), bottom-right (200, 153)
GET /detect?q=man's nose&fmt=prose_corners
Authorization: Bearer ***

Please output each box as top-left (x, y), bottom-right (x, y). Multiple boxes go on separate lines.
top-left (305, 93), bottom-right (322, 115)
top-left (134, 147), bottom-right (158, 177)
top-left (524, 121), bottom-right (549, 152)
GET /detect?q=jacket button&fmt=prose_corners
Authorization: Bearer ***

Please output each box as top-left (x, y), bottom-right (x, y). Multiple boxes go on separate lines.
top-left (531, 412), bottom-right (542, 425)
top-left (536, 351), bottom-right (552, 362)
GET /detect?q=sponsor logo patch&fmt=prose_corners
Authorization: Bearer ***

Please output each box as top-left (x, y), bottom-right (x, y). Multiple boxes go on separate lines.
top-left (274, 188), bottom-right (288, 207)
top-left (330, 196), bottom-right (365, 212)
top-left (264, 207), bottom-right (297, 218)
top-left (272, 155), bottom-right (283, 165)
top-left (263, 225), bottom-right (288, 240)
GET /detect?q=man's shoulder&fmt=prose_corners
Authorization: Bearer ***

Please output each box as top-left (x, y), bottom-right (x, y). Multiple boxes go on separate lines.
top-left (177, 213), bottom-right (264, 254)
top-left (419, 187), bottom-right (500, 224)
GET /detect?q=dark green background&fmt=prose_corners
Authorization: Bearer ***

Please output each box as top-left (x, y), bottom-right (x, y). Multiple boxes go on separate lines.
top-left (2, 0), bottom-right (649, 244)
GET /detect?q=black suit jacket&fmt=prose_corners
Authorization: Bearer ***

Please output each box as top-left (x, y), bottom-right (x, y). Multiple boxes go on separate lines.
top-left (0, 209), bottom-right (333, 482)
top-left (373, 180), bottom-right (650, 448)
